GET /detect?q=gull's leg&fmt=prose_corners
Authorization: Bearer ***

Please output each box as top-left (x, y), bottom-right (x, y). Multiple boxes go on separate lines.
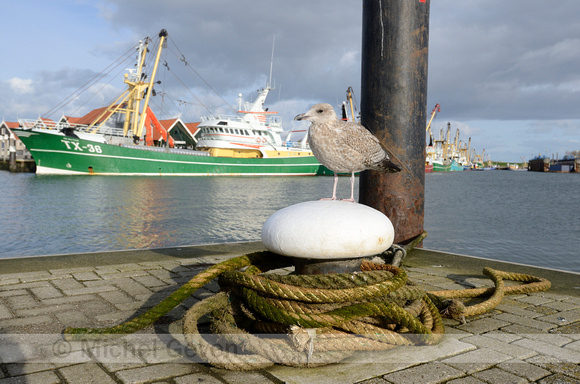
top-left (320, 172), bottom-right (338, 200)
top-left (341, 172), bottom-right (356, 202)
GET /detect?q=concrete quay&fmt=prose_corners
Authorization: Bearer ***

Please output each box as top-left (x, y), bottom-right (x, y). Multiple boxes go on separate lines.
top-left (0, 242), bottom-right (579, 384)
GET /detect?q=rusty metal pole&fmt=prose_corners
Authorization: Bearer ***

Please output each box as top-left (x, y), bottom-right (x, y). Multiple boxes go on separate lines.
top-left (359, 0), bottom-right (430, 245)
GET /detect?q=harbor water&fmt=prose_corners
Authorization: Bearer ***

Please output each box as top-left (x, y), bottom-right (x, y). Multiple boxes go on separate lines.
top-left (0, 170), bottom-right (578, 272)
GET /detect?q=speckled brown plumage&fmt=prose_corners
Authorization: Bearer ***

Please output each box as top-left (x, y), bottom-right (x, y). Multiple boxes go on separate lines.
top-left (295, 103), bottom-right (401, 201)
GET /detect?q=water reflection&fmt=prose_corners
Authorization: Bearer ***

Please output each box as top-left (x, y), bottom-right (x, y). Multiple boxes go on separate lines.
top-left (0, 171), bottom-right (578, 273)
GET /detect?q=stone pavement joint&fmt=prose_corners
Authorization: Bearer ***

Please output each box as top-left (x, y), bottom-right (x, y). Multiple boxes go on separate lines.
top-left (0, 245), bottom-right (579, 384)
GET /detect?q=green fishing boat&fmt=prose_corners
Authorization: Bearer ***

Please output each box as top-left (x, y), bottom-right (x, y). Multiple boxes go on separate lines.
top-left (12, 29), bottom-right (326, 176)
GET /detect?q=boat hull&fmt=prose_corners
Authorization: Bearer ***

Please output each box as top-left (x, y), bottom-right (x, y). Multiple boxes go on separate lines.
top-left (431, 159), bottom-right (463, 172)
top-left (13, 129), bottom-right (324, 176)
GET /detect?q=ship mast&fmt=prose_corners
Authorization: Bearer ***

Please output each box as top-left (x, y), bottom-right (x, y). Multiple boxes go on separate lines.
top-left (136, 29), bottom-right (167, 138)
top-left (87, 30), bottom-right (167, 139)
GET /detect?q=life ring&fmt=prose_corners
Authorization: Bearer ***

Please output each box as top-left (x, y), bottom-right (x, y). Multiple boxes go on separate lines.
top-left (256, 137), bottom-right (261, 143)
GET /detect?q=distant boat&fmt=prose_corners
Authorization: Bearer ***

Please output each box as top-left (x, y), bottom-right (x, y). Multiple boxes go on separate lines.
top-left (11, 29), bottom-right (326, 176)
top-left (425, 107), bottom-right (475, 172)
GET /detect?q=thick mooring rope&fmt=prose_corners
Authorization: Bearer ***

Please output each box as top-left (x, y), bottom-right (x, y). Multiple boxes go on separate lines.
top-left (64, 244), bottom-right (551, 371)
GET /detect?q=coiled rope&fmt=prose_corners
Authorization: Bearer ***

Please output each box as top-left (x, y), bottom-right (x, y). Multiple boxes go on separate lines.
top-left (64, 243), bottom-right (551, 371)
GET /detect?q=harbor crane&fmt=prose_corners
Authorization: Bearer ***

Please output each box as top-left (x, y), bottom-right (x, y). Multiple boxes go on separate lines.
top-left (426, 103), bottom-right (440, 146)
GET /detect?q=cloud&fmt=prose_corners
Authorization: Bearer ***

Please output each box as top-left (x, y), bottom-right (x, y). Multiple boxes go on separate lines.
top-left (9, 78), bottom-right (34, 94)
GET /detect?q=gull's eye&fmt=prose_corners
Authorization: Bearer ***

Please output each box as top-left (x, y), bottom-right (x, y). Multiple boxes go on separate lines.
top-left (317, 109), bottom-right (323, 113)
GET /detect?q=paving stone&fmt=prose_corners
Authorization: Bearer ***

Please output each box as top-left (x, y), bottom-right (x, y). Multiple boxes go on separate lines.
top-left (136, 261), bottom-right (166, 269)
top-left (15, 304), bottom-right (75, 317)
top-left (536, 292), bottom-right (570, 300)
top-left (495, 302), bottom-right (544, 318)
top-left (113, 278), bottom-right (153, 297)
top-left (513, 337), bottom-right (580, 364)
top-left (562, 296), bottom-right (580, 305)
top-left (137, 346), bottom-right (189, 364)
top-left (0, 315), bottom-right (53, 329)
top-left (501, 323), bottom-right (546, 335)
top-left (0, 370), bottom-right (61, 384)
top-left (59, 363), bottom-right (117, 384)
top-left (6, 294), bottom-right (39, 310)
top-left (445, 377), bottom-right (486, 384)
top-left (0, 290), bottom-right (32, 300)
top-left (51, 278), bottom-right (85, 291)
top-left (441, 348), bottom-right (513, 374)
top-left (174, 372), bottom-right (239, 384)
top-left (47, 271), bottom-right (72, 279)
top-left (146, 269), bottom-right (179, 283)
top-left (115, 363), bottom-right (198, 383)
top-left (95, 310), bottom-right (137, 322)
top-left (71, 271), bottom-right (102, 281)
top-left (532, 306), bottom-right (560, 316)
top-left (553, 322), bottom-right (580, 338)
top-left (4, 363), bottom-right (56, 376)
top-left (0, 281), bottom-right (50, 292)
top-left (457, 317), bottom-right (510, 334)
top-left (16, 271), bottom-right (53, 282)
top-left (496, 297), bottom-right (533, 309)
top-left (82, 279), bottom-right (116, 287)
top-left (351, 377), bottom-right (390, 384)
top-left (98, 271), bottom-right (150, 280)
top-left (0, 272), bottom-right (23, 280)
top-left (54, 310), bottom-right (91, 326)
top-left (30, 286), bottom-right (62, 300)
top-left (0, 303), bottom-right (13, 319)
top-left (471, 367), bottom-right (528, 384)
top-left (382, 362), bottom-right (463, 384)
top-left (538, 373), bottom-right (580, 383)
top-left (99, 290), bottom-right (134, 305)
top-left (77, 300), bottom-right (116, 317)
top-left (566, 339), bottom-right (580, 352)
top-left (49, 267), bottom-right (95, 274)
top-left (460, 334), bottom-right (536, 360)
top-left (497, 359), bottom-right (551, 381)
top-left (115, 263), bottom-right (148, 272)
top-left (88, 343), bottom-right (145, 370)
top-left (541, 300), bottom-right (580, 311)
top-left (0, 278), bottom-right (20, 286)
top-left (537, 309), bottom-right (580, 325)
top-left (480, 331), bottom-right (522, 343)
top-left (515, 295), bottom-right (555, 306)
top-left (62, 285), bottom-right (118, 296)
top-left (41, 294), bottom-right (100, 306)
top-left (523, 333), bottom-right (576, 347)
top-left (132, 275), bottom-right (167, 288)
top-left (214, 369), bottom-right (278, 384)
top-left (493, 312), bottom-right (556, 331)
top-left (525, 355), bottom-right (580, 380)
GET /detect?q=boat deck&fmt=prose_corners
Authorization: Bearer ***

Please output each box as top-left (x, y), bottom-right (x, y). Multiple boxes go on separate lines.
top-left (1, 243), bottom-right (579, 383)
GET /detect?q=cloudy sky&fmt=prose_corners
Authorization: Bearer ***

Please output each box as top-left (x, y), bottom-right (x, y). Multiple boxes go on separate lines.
top-left (2, 0), bottom-right (580, 162)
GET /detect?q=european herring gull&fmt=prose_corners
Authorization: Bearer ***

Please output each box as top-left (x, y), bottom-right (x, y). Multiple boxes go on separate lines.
top-left (295, 103), bottom-right (401, 202)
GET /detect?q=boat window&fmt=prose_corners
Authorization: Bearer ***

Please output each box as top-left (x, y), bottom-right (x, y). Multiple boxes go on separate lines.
top-left (244, 130), bottom-right (249, 135)
top-left (235, 129), bottom-right (240, 135)
top-left (219, 128), bottom-right (224, 133)
top-left (218, 121), bottom-right (227, 125)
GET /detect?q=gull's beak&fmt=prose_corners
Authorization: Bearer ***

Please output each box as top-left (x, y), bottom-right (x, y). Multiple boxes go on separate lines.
top-left (294, 113), bottom-right (308, 121)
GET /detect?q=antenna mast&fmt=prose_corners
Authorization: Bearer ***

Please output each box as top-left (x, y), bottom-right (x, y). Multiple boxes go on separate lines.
top-left (268, 35), bottom-right (276, 89)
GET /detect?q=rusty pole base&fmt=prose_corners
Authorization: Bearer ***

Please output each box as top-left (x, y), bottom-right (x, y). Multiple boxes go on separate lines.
top-left (293, 258), bottom-right (363, 275)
